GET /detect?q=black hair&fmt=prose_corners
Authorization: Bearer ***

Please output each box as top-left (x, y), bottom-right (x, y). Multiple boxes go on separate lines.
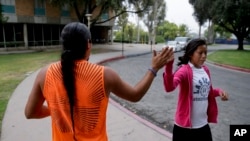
top-left (177, 38), bottom-right (207, 66)
top-left (60, 22), bottom-right (91, 138)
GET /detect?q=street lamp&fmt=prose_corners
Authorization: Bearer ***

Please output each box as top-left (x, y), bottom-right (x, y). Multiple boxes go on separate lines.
top-left (85, 14), bottom-right (92, 29)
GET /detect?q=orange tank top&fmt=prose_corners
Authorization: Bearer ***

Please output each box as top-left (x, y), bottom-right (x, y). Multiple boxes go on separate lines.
top-left (43, 60), bottom-right (108, 141)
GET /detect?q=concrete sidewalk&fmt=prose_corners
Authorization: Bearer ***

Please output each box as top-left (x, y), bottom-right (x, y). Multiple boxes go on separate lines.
top-left (0, 43), bottom-right (172, 141)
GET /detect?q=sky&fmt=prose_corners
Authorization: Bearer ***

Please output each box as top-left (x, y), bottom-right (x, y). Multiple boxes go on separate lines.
top-left (165, 0), bottom-right (199, 33)
top-left (129, 0), bottom-right (200, 33)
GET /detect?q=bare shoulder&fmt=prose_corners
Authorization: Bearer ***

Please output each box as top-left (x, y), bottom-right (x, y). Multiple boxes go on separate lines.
top-left (104, 66), bottom-right (120, 82)
top-left (104, 66), bottom-right (118, 77)
top-left (103, 66), bottom-right (121, 91)
top-left (36, 64), bottom-right (51, 88)
top-left (38, 65), bottom-right (50, 78)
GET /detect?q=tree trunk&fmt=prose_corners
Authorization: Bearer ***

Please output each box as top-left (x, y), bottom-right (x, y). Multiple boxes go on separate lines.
top-left (198, 25), bottom-right (201, 38)
top-left (235, 34), bottom-right (244, 50)
top-left (147, 25), bottom-right (153, 44)
top-left (210, 23), bottom-right (215, 44)
top-left (148, 32), bottom-right (152, 44)
top-left (151, 2), bottom-right (158, 45)
top-left (207, 20), bottom-right (214, 44)
top-left (73, 2), bottom-right (83, 23)
top-left (137, 16), bottom-right (140, 43)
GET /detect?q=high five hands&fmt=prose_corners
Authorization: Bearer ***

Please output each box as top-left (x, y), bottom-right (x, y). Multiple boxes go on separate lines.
top-left (151, 47), bottom-right (174, 72)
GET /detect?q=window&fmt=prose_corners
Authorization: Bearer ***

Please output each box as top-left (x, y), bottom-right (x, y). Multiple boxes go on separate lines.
top-left (34, 0), bottom-right (45, 15)
top-left (1, 0), bottom-right (15, 13)
top-left (34, 0), bottom-right (45, 8)
top-left (101, 12), bottom-right (108, 21)
top-left (61, 4), bottom-right (69, 17)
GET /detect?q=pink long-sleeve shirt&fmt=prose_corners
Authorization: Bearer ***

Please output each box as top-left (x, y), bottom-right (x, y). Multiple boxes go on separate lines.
top-left (163, 60), bottom-right (222, 128)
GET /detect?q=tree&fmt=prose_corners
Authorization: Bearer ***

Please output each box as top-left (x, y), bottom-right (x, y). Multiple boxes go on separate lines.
top-left (189, 0), bottom-right (212, 38)
top-left (212, 0), bottom-right (250, 50)
top-left (133, 0), bottom-right (148, 43)
top-left (116, 7), bottom-right (128, 43)
top-left (157, 21), bottom-right (179, 41)
top-left (48, 0), bottom-right (151, 27)
top-left (190, 0), bottom-right (250, 50)
top-left (142, 0), bottom-right (166, 44)
top-left (213, 25), bottom-right (232, 39)
top-left (140, 30), bottom-right (149, 43)
top-left (114, 22), bottom-right (136, 42)
top-left (126, 24), bottom-right (134, 43)
top-left (189, 0), bottom-right (221, 44)
top-left (178, 24), bottom-right (190, 37)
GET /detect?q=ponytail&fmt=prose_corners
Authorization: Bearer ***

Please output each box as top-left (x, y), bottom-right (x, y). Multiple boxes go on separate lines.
top-left (60, 22), bottom-right (91, 140)
top-left (177, 55), bottom-right (189, 66)
top-left (61, 50), bottom-right (75, 132)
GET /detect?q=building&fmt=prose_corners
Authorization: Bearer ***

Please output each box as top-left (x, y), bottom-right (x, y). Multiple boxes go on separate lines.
top-left (0, 0), bottom-right (114, 49)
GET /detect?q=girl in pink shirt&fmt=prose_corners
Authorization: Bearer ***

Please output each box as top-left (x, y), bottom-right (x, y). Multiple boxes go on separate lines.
top-left (163, 38), bottom-right (228, 141)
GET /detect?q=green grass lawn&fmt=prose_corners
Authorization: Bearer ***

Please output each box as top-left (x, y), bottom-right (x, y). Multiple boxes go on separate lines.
top-left (207, 49), bottom-right (250, 69)
top-left (0, 50), bottom-right (61, 131)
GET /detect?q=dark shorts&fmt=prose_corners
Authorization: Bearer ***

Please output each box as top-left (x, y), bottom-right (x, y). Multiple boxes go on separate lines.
top-left (172, 124), bottom-right (213, 141)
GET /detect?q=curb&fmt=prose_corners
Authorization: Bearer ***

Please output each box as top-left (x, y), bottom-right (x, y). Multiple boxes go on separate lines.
top-left (109, 98), bottom-right (173, 139)
top-left (97, 55), bottom-right (125, 64)
top-left (206, 61), bottom-right (250, 73)
top-left (212, 63), bottom-right (250, 73)
top-left (96, 52), bottom-right (152, 64)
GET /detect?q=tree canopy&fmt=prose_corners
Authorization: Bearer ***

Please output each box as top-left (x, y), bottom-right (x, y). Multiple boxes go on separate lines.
top-left (189, 0), bottom-right (250, 50)
top-left (48, 0), bottom-right (151, 27)
top-left (156, 21), bottom-right (189, 41)
top-left (142, 0), bottom-right (166, 44)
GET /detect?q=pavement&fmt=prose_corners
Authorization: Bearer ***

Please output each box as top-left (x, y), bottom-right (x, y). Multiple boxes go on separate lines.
top-left (0, 43), bottom-right (173, 141)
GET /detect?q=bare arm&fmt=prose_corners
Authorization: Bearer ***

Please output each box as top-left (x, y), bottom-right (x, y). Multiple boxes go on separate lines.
top-left (24, 66), bottom-right (50, 119)
top-left (105, 47), bottom-right (174, 102)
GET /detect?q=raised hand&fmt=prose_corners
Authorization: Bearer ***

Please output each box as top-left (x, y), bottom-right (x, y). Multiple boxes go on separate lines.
top-left (151, 47), bottom-right (174, 71)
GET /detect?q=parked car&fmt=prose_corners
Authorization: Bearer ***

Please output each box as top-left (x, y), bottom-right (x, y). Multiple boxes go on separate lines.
top-left (174, 36), bottom-right (191, 50)
top-left (165, 40), bottom-right (182, 52)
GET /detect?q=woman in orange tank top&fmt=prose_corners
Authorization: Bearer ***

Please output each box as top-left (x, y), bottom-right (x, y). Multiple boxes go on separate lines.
top-left (24, 22), bottom-right (174, 141)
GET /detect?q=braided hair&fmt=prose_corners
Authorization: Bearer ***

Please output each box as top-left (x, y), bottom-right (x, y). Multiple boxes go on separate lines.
top-left (60, 22), bottom-right (91, 139)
